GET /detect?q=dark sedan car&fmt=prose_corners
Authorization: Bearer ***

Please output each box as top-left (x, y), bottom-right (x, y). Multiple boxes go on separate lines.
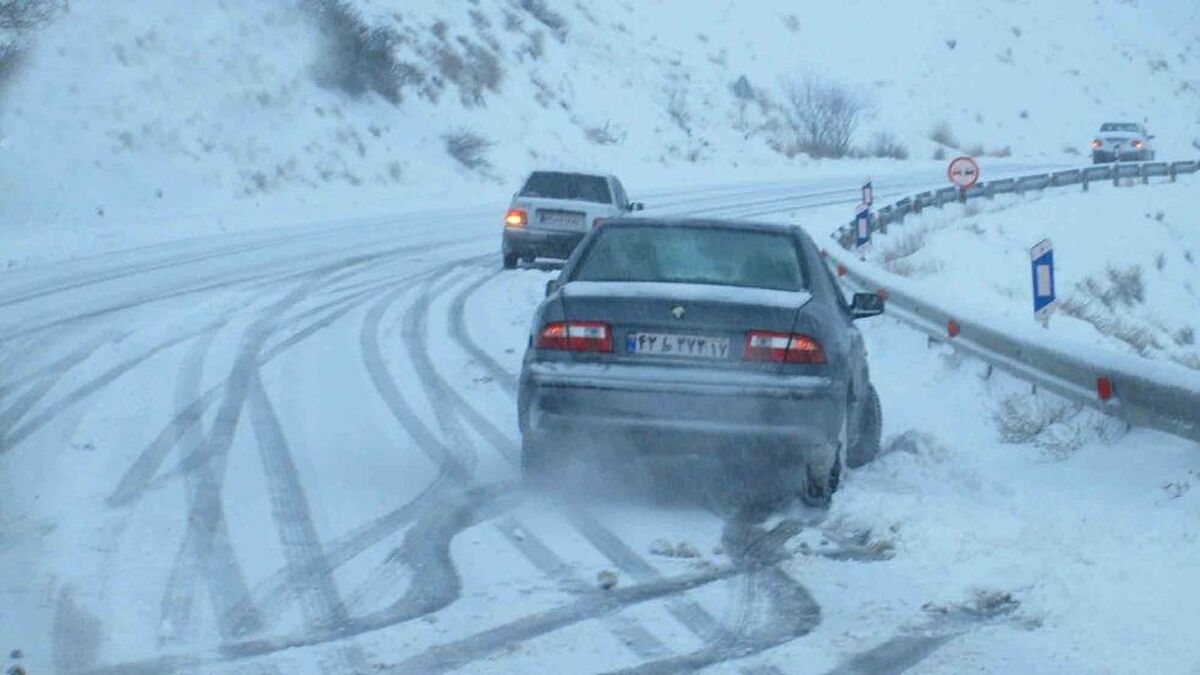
top-left (517, 218), bottom-right (884, 506)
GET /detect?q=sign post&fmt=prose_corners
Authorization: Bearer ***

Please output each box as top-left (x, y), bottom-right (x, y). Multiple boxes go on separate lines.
top-left (1030, 238), bottom-right (1056, 327)
top-left (947, 156), bottom-right (980, 201)
top-left (862, 179), bottom-right (873, 208)
top-left (854, 202), bottom-right (871, 252)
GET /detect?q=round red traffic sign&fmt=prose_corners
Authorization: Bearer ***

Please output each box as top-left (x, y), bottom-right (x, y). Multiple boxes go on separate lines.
top-left (947, 156), bottom-right (980, 189)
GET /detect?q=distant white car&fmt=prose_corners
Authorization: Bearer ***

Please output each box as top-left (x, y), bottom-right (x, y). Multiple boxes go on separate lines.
top-left (1090, 122), bottom-right (1155, 163)
top-left (501, 170), bottom-right (643, 269)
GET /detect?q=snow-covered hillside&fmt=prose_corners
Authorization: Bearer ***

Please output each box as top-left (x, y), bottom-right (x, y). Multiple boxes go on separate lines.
top-left (857, 177), bottom-right (1200, 372)
top-left (1, 0), bottom-right (1199, 267)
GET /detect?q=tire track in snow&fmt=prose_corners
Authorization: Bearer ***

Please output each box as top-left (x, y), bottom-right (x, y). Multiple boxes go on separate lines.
top-left (351, 260), bottom-right (675, 660)
top-left (244, 370), bottom-right (366, 671)
top-left (0, 334), bottom-right (113, 438)
top-left (158, 265), bottom-right (351, 644)
top-left (82, 483), bottom-right (524, 675)
top-left (159, 323), bottom-right (226, 645)
top-left (379, 546), bottom-right (792, 675)
top-left (107, 265), bottom-right (428, 509)
top-left (0, 323), bottom-right (220, 455)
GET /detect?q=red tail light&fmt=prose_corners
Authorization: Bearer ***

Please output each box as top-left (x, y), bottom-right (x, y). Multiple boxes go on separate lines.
top-left (743, 331), bottom-right (826, 364)
top-left (536, 321), bottom-right (612, 352)
top-left (505, 209), bottom-right (527, 228)
top-left (593, 218), bottom-right (606, 227)
top-left (1131, 140), bottom-right (1144, 149)
top-left (1090, 139), bottom-right (1103, 149)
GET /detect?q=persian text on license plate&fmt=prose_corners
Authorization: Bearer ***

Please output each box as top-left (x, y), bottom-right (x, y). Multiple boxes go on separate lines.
top-left (626, 332), bottom-right (730, 359)
top-left (539, 212), bottom-right (583, 228)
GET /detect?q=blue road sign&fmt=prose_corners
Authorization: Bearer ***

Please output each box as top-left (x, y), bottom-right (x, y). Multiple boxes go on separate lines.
top-left (1030, 238), bottom-right (1056, 320)
top-left (855, 203), bottom-right (871, 249)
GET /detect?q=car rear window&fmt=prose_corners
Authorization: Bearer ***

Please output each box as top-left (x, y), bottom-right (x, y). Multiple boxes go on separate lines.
top-left (1100, 123), bottom-right (1139, 132)
top-left (571, 225), bottom-right (806, 292)
top-left (521, 172), bottom-right (612, 204)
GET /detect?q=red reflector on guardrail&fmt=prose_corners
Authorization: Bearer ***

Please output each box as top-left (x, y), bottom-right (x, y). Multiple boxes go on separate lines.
top-left (947, 320), bottom-right (960, 338)
top-left (836, 264), bottom-right (847, 277)
top-left (1097, 377), bottom-right (1114, 401)
top-left (877, 288), bottom-right (889, 300)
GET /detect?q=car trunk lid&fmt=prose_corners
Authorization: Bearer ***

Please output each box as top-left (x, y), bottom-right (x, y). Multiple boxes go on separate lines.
top-left (558, 281), bottom-right (812, 370)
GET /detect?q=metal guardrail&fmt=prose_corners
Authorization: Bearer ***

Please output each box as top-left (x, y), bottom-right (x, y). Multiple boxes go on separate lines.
top-left (828, 160), bottom-right (1200, 445)
top-left (836, 159), bottom-right (1200, 245)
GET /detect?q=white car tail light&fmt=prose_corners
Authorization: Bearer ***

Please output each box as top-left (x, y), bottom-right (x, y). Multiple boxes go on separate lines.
top-left (536, 321), bottom-right (613, 352)
top-left (505, 209), bottom-right (527, 228)
top-left (743, 331), bottom-right (826, 364)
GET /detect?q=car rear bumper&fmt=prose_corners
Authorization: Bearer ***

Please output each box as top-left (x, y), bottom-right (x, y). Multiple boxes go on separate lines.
top-left (1093, 150), bottom-right (1148, 163)
top-left (502, 228), bottom-right (585, 260)
top-left (520, 361), bottom-right (844, 459)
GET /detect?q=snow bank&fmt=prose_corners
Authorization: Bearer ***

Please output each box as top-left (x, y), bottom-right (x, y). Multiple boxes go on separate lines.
top-left (857, 177), bottom-right (1200, 373)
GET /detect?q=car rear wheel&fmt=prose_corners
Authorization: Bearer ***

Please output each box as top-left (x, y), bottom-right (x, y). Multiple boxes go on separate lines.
top-left (846, 385), bottom-right (882, 469)
top-left (503, 252), bottom-right (519, 269)
top-left (800, 449), bottom-right (841, 508)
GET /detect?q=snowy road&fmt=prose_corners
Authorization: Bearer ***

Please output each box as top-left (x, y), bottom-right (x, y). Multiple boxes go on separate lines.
top-left (4, 166), bottom-right (1199, 675)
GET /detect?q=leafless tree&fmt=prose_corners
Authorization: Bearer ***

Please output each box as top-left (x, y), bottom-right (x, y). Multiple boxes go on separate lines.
top-left (780, 76), bottom-right (869, 158)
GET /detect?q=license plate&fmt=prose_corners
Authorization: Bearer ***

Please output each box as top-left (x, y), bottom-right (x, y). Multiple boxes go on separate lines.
top-left (538, 212), bottom-right (584, 229)
top-left (626, 332), bottom-right (731, 359)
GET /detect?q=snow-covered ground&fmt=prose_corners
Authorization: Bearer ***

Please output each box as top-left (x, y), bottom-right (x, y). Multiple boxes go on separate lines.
top-left (856, 176), bottom-right (1200, 371)
top-left (2, 175), bottom-right (1198, 675)
top-left (3, 2), bottom-right (1200, 674)
top-left (2, 0), bottom-right (1199, 268)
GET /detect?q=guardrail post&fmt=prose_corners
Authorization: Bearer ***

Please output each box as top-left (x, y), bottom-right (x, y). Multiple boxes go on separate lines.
top-left (1113, 163), bottom-right (1120, 188)
top-left (1082, 173), bottom-right (1089, 192)
top-left (1169, 164), bottom-right (1177, 183)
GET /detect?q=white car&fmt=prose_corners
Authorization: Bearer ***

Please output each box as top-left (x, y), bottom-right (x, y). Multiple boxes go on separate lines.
top-left (1090, 122), bottom-right (1156, 163)
top-left (501, 170), bottom-right (643, 269)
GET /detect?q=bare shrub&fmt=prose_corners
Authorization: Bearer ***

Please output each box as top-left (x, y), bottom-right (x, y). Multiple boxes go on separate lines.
top-left (964, 143), bottom-right (985, 157)
top-left (1059, 297), bottom-right (1161, 355)
top-left (516, 0), bottom-right (568, 42)
top-left (1173, 352), bottom-right (1200, 371)
top-left (988, 146), bottom-right (1012, 158)
top-left (929, 121), bottom-right (959, 148)
top-left (782, 13), bottom-right (801, 32)
top-left (780, 76), bottom-right (869, 158)
top-left (521, 29), bottom-right (545, 61)
top-left (994, 393), bottom-right (1077, 444)
top-left (584, 122), bottom-right (624, 145)
top-left (1062, 145), bottom-right (1080, 156)
top-left (0, 0), bottom-right (58, 32)
top-left (304, 0), bottom-right (414, 105)
top-left (932, 146), bottom-right (947, 160)
top-left (1173, 326), bottom-right (1195, 347)
top-left (443, 130), bottom-right (494, 171)
top-left (993, 392), bottom-right (1118, 457)
top-left (666, 85), bottom-right (691, 135)
top-left (869, 131), bottom-right (909, 159)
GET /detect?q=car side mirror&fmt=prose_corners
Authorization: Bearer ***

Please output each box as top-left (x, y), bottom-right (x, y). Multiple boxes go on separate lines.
top-left (628, 202), bottom-right (644, 212)
top-left (545, 279), bottom-right (559, 297)
top-left (849, 292), bottom-right (884, 319)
